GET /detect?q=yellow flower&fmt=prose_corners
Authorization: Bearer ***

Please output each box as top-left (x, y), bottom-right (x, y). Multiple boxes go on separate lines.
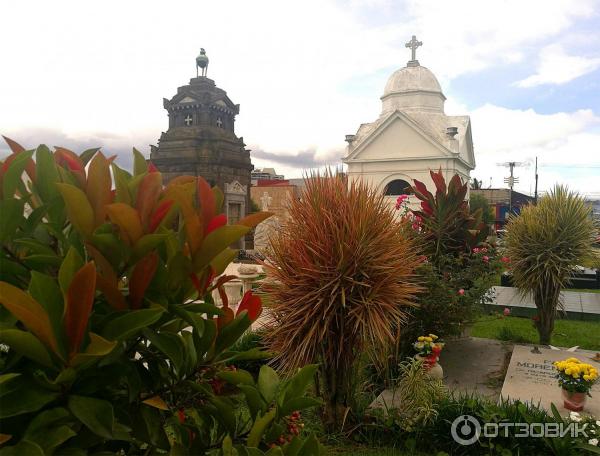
top-left (418, 337), bottom-right (425, 342)
top-left (429, 334), bottom-right (438, 340)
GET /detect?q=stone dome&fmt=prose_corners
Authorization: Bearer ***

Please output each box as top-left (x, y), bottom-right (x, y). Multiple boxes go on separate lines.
top-left (381, 65), bottom-right (446, 114)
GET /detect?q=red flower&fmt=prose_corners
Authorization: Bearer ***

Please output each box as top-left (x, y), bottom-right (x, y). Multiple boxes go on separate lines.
top-left (503, 307), bottom-right (511, 316)
top-left (458, 289), bottom-right (465, 296)
top-left (501, 256), bottom-right (511, 263)
top-left (482, 255), bottom-right (490, 263)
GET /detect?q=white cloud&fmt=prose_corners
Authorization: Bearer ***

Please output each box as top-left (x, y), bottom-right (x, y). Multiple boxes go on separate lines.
top-left (469, 104), bottom-right (600, 195)
top-left (1, 0), bottom-right (599, 194)
top-left (516, 44), bottom-right (600, 87)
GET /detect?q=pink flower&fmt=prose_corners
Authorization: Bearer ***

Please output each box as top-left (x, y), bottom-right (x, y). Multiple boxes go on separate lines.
top-left (503, 307), bottom-right (511, 316)
top-left (395, 194), bottom-right (408, 210)
top-left (473, 247), bottom-right (480, 254)
top-left (411, 223), bottom-right (420, 230)
top-left (482, 255), bottom-right (490, 263)
top-left (458, 289), bottom-right (465, 296)
top-left (501, 256), bottom-right (510, 263)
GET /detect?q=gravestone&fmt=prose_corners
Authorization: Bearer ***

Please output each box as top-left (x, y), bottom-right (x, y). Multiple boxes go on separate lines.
top-left (500, 345), bottom-right (600, 416)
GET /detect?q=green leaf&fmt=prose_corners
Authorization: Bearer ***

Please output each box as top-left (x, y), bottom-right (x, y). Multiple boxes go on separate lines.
top-left (0, 440), bottom-right (44, 456)
top-left (193, 225), bottom-right (251, 271)
top-left (217, 369), bottom-right (255, 386)
top-left (28, 271), bottom-right (64, 352)
top-left (112, 163), bottom-right (132, 205)
top-left (0, 329), bottom-right (53, 367)
top-left (139, 405), bottom-right (169, 449)
top-left (210, 248), bottom-right (238, 276)
top-left (59, 247), bottom-right (84, 296)
top-left (208, 395), bottom-right (237, 434)
top-left (213, 311), bottom-right (252, 356)
top-left (2, 150), bottom-right (34, 200)
top-left (68, 395), bottom-right (114, 439)
top-left (25, 407), bottom-right (76, 453)
top-left (172, 305), bottom-right (205, 337)
top-left (70, 332), bottom-right (117, 367)
top-left (102, 308), bottom-right (164, 340)
top-left (282, 364), bottom-right (318, 404)
top-left (34, 145), bottom-right (61, 203)
top-left (14, 238), bottom-right (57, 256)
top-left (131, 234), bottom-right (166, 263)
top-left (183, 302), bottom-right (223, 316)
top-left (79, 147), bottom-right (101, 166)
top-left (142, 328), bottom-right (185, 374)
top-left (0, 199), bottom-right (24, 243)
top-left (279, 397), bottom-right (321, 418)
top-left (239, 385), bottom-right (267, 419)
top-left (0, 377), bottom-right (59, 418)
top-left (56, 183), bottom-right (95, 237)
top-left (258, 365), bottom-right (280, 404)
top-left (195, 318), bottom-right (217, 358)
top-left (247, 408), bottom-right (276, 448)
top-left (298, 433), bottom-right (323, 456)
top-left (133, 148), bottom-right (148, 176)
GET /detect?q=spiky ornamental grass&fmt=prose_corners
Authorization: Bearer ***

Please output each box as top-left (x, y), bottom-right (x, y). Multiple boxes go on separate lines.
top-left (505, 185), bottom-right (598, 344)
top-left (262, 172), bottom-right (421, 430)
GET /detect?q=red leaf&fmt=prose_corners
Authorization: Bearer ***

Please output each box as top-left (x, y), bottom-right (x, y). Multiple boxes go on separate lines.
top-left (148, 162), bottom-right (158, 172)
top-left (197, 177), bottom-right (215, 231)
top-left (430, 169), bottom-right (446, 195)
top-left (236, 291), bottom-right (262, 322)
top-left (136, 172), bottom-right (163, 230)
top-left (411, 179), bottom-right (433, 201)
top-left (129, 252), bottom-right (159, 309)
top-left (206, 214), bottom-right (227, 235)
top-left (1, 136), bottom-right (36, 181)
top-left (421, 200), bottom-right (433, 215)
top-left (2, 136), bottom-right (25, 154)
top-left (217, 284), bottom-right (229, 309)
top-left (64, 262), bottom-right (97, 358)
top-left (55, 147), bottom-right (84, 171)
top-left (149, 199), bottom-right (174, 233)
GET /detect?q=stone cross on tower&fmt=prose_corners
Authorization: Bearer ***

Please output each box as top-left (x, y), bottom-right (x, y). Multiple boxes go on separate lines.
top-left (260, 192), bottom-right (272, 211)
top-left (216, 117), bottom-right (223, 128)
top-left (184, 114), bottom-right (193, 126)
top-left (405, 35), bottom-right (423, 67)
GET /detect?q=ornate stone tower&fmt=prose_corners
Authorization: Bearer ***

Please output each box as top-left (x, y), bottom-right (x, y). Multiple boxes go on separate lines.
top-left (150, 49), bottom-right (253, 234)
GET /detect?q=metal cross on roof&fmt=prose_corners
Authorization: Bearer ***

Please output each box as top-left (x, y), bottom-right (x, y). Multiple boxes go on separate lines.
top-left (405, 35), bottom-right (423, 64)
top-left (184, 114), bottom-right (193, 126)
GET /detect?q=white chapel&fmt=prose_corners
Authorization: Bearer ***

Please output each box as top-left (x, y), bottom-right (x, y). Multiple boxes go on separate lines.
top-left (343, 36), bottom-right (475, 204)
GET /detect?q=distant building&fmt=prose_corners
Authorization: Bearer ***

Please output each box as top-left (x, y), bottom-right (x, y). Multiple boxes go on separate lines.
top-left (471, 188), bottom-right (534, 232)
top-left (343, 36), bottom-right (475, 209)
top-left (250, 179), bottom-right (300, 221)
top-left (150, 49), bottom-right (253, 247)
top-left (251, 168), bottom-right (284, 185)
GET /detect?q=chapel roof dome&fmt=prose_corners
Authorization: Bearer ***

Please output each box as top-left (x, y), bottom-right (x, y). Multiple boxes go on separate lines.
top-left (383, 65), bottom-right (442, 97)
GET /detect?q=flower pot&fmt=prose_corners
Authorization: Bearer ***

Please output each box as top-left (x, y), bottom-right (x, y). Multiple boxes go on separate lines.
top-left (562, 388), bottom-right (587, 412)
top-left (415, 355), bottom-right (444, 380)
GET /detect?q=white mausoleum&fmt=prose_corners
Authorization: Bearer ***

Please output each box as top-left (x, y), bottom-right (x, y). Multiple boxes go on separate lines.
top-left (343, 36), bottom-right (475, 205)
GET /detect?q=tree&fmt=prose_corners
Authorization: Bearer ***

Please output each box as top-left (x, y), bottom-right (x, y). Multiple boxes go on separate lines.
top-left (470, 193), bottom-right (495, 226)
top-left (505, 186), bottom-right (598, 344)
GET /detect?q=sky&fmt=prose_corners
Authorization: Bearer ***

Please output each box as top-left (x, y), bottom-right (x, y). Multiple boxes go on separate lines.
top-left (1, 0), bottom-right (599, 197)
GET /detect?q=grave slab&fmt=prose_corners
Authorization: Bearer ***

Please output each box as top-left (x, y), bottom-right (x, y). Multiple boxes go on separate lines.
top-left (500, 345), bottom-right (600, 417)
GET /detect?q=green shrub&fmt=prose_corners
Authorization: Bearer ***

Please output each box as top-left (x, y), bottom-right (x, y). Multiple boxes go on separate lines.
top-left (0, 139), bottom-right (323, 455)
top-left (505, 185), bottom-right (599, 344)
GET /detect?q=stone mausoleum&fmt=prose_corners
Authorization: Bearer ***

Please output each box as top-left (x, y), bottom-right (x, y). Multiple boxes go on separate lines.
top-left (150, 49), bottom-right (253, 235)
top-left (343, 36), bottom-right (475, 207)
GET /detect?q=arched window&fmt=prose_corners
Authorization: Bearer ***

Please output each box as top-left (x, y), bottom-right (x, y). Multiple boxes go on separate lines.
top-left (384, 179), bottom-right (411, 196)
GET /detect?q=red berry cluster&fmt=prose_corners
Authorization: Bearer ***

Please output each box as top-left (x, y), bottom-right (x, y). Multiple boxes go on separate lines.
top-left (268, 411), bottom-right (304, 448)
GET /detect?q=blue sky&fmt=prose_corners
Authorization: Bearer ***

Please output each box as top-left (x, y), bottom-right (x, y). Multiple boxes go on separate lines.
top-left (1, 0), bottom-right (599, 196)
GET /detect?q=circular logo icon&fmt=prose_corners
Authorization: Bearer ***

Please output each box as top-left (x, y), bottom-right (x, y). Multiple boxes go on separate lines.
top-left (451, 414), bottom-right (481, 446)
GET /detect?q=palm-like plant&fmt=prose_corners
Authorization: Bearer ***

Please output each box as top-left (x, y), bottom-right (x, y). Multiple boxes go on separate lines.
top-left (263, 172), bottom-right (421, 431)
top-left (505, 186), bottom-right (598, 344)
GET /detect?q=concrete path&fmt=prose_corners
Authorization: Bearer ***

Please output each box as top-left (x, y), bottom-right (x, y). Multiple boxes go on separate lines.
top-left (486, 286), bottom-right (600, 320)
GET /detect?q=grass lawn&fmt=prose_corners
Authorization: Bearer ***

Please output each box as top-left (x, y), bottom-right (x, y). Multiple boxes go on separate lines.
top-left (472, 315), bottom-right (600, 351)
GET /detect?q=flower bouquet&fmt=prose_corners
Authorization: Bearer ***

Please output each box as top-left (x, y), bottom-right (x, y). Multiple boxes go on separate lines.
top-left (413, 334), bottom-right (445, 379)
top-left (554, 357), bottom-right (599, 411)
